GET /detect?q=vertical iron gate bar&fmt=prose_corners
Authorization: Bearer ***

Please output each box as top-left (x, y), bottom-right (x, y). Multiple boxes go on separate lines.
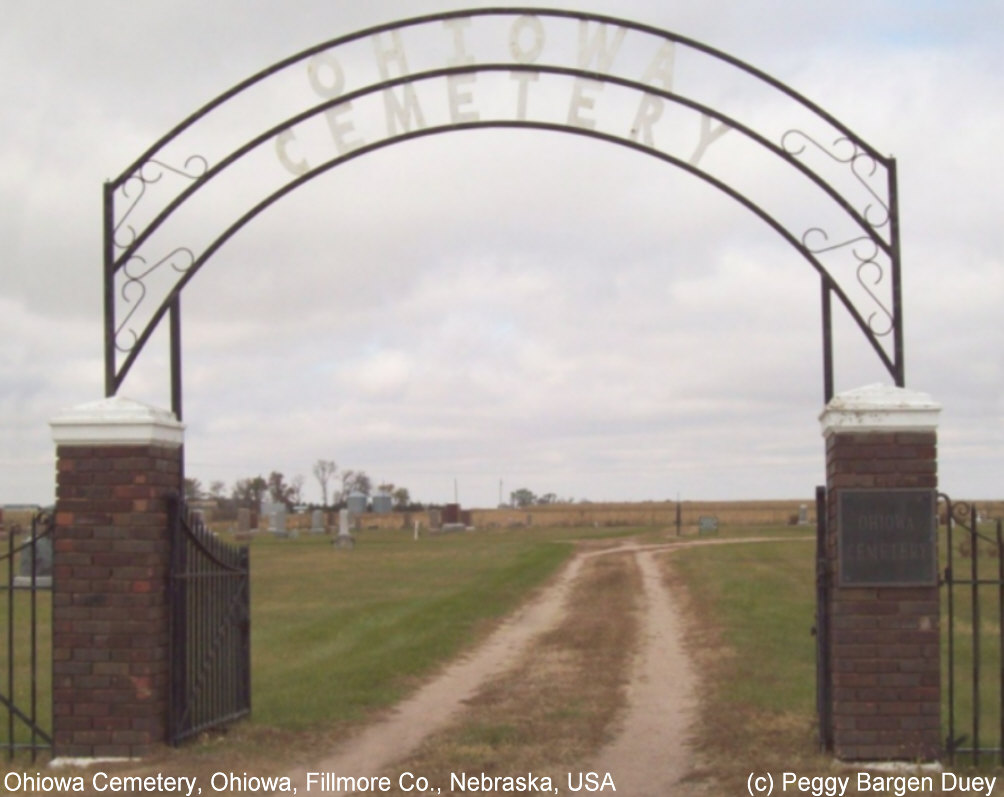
top-left (169, 495), bottom-right (188, 742)
top-left (6, 529), bottom-right (13, 759)
top-left (29, 516), bottom-right (38, 758)
top-left (940, 496), bottom-right (1004, 764)
top-left (971, 503), bottom-right (980, 764)
top-left (168, 495), bottom-right (250, 744)
top-left (945, 496), bottom-right (957, 760)
top-left (242, 550), bottom-right (248, 715)
top-left (2, 514), bottom-right (53, 760)
top-left (814, 485), bottom-right (831, 751)
top-left (998, 518), bottom-right (1003, 765)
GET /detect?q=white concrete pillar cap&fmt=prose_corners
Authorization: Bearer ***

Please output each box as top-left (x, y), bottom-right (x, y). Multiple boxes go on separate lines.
top-left (50, 396), bottom-right (185, 447)
top-left (820, 383), bottom-right (940, 437)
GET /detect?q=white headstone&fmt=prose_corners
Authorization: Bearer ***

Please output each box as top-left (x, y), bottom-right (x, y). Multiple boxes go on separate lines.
top-left (334, 508), bottom-right (355, 550)
top-left (272, 506), bottom-right (287, 536)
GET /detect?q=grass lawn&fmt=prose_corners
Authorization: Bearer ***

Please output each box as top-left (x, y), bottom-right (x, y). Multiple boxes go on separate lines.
top-left (247, 527), bottom-right (575, 731)
top-left (668, 524), bottom-right (1004, 793)
top-left (4, 520), bottom-right (1004, 792)
top-left (0, 582), bottom-right (52, 754)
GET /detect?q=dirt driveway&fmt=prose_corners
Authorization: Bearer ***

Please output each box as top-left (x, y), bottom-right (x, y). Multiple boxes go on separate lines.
top-left (283, 537), bottom-right (798, 796)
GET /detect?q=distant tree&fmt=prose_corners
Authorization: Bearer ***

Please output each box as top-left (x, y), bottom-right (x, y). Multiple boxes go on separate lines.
top-left (510, 488), bottom-right (537, 508)
top-left (341, 469), bottom-right (372, 499)
top-left (232, 476), bottom-right (268, 508)
top-left (312, 459), bottom-right (337, 508)
top-left (391, 487), bottom-right (410, 508)
top-left (208, 480), bottom-right (227, 500)
top-left (267, 471), bottom-right (299, 510)
top-left (290, 474), bottom-right (305, 507)
top-left (184, 478), bottom-right (204, 501)
top-left (538, 492), bottom-right (559, 505)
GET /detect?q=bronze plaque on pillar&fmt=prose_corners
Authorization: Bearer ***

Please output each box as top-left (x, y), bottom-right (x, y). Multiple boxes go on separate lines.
top-left (838, 488), bottom-right (937, 587)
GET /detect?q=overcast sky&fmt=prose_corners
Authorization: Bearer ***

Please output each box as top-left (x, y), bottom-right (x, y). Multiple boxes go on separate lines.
top-left (2, 0), bottom-right (1001, 509)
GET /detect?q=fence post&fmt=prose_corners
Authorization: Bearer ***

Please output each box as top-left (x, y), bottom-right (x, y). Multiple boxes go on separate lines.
top-left (820, 384), bottom-right (941, 761)
top-left (49, 396), bottom-right (184, 760)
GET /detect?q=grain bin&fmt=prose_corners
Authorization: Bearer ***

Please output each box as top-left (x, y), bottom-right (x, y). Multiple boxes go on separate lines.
top-left (347, 491), bottom-right (368, 515)
top-left (372, 491), bottom-right (393, 514)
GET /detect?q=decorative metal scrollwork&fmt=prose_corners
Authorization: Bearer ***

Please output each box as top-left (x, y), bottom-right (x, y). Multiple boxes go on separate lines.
top-left (856, 256), bottom-right (894, 338)
top-left (113, 155), bottom-right (209, 250)
top-left (784, 130), bottom-right (897, 339)
top-left (114, 247), bottom-right (196, 353)
top-left (781, 130), bottom-right (890, 229)
top-left (800, 229), bottom-right (894, 337)
top-left (949, 499), bottom-right (974, 529)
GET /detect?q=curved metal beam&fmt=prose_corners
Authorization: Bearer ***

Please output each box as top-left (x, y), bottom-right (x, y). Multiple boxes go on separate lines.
top-left (111, 63), bottom-right (890, 274)
top-left (104, 7), bottom-right (905, 403)
top-left (109, 119), bottom-right (897, 395)
top-left (111, 7), bottom-right (889, 188)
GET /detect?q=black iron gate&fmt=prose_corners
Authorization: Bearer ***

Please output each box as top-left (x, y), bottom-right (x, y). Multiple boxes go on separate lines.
top-left (814, 485), bottom-right (833, 752)
top-left (167, 495), bottom-right (250, 745)
top-left (1, 509), bottom-right (53, 760)
top-left (941, 494), bottom-right (1004, 764)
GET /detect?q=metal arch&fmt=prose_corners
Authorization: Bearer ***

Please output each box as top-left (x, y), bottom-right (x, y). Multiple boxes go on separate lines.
top-left (111, 63), bottom-right (893, 270)
top-left (103, 7), bottom-right (906, 414)
top-left (109, 119), bottom-right (897, 396)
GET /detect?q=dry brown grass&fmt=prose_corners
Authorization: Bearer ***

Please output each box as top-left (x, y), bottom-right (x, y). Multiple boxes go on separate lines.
top-left (376, 551), bottom-right (642, 795)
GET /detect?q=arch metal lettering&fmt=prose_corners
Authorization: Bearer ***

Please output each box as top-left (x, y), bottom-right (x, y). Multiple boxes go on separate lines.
top-left (102, 8), bottom-right (905, 418)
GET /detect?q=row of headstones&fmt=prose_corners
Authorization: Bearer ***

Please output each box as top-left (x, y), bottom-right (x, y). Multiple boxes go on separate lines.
top-left (234, 505), bottom-right (355, 547)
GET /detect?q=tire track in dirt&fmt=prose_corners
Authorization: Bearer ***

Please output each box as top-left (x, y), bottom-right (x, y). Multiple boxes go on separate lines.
top-left (279, 553), bottom-right (588, 792)
top-left (576, 546), bottom-right (697, 795)
top-left (282, 536), bottom-right (809, 795)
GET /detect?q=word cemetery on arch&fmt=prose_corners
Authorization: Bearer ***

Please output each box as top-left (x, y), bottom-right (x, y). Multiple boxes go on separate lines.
top-left (274, 16), bottom-right (729, 174)
top-left (17, 6), bottom-right (963, 767)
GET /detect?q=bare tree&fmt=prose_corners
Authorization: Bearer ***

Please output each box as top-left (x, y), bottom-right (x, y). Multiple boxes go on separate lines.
top-left (267, 471), bottom-right (299, 511)
top-left (290, 474), bottom-right (305, 507)
top-left (313, 459), bottom-right (337, 508)
top-left (340, 469), bottom-right (372, 500)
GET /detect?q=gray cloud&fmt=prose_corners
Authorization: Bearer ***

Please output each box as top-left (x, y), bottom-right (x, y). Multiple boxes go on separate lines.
top-left (2, 0), bottom-right (1001, 507)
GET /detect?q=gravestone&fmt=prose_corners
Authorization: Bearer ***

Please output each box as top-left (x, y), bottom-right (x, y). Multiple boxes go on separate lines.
top-left (14, 531), bottom-right (53, 589)
top-left (334, 508), bottom-right (355, 550)
top-left (271, 505), bottom-right (290, 538)
top-left (310, 509), bottom-right (325, 534)
top-left (798, 504), bottom-right (809, 525)
top-left (235, 507), bottom-right (252, 541)
top-left (698, 515), bottom-right (718, 534)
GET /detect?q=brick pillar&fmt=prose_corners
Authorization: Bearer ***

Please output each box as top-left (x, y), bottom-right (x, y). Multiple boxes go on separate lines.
top-left (820, 384), bottom-right (941, 761)
top-left (49, 397), bottom-right (184, 759)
